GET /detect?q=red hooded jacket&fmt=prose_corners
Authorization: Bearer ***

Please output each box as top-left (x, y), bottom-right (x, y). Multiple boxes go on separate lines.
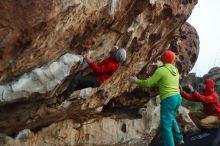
top-left (181, 79), bottom-right (220, 119)
top-left (89, 57), bottom-right (119, 84)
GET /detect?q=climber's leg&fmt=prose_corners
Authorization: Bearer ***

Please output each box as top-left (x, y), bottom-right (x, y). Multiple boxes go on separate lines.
top-left (200, 115), bottom-right (219, 129)
top-left (76, 75), bottom-right (100, 89)
top-left (63, 75), bottom-right (100, 98)
top-left (62, 74), bottom-right (82, 97)
top-left (172, 94), bottom-right (184, 144)
top-left (189, 112), bottom-right (206, 129)
top-left (160, 94), bottom-right (183, 146)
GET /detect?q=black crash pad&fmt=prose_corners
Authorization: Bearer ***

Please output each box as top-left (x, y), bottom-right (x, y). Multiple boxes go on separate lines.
top-left (150, 128), bottom-right (220, 146)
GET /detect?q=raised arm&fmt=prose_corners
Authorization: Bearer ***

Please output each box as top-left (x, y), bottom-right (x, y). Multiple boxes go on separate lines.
top-left (134, 69), bottom-right (161, 87)
top-left (193, 91), bottom-right (218, 103)
top-left (180, 90), bottom-right (198, 101)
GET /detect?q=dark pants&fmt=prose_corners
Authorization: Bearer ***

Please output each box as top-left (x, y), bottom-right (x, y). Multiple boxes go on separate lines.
top-left (63, 74), bottom-right (100, 97)
top-left (213, 128), bottom-right (220, 146)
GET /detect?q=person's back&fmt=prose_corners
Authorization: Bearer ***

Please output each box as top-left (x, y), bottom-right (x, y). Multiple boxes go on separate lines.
top-left (89, 57), bottom-right (119, 84)
top-left (130, 50), bottom-right (184, 146)
top-left (156, 64), bottom-right (180, 100)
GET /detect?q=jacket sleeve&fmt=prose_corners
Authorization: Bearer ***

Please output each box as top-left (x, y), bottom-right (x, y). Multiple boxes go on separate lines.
top-left (134, 69), bottom-right (161, 87)
top-left (89, 62), bottom-right (116, 73)
top-left (193, 91), bottom-right (217, 103)
top-left (181, 91), bottom-right (198, 101)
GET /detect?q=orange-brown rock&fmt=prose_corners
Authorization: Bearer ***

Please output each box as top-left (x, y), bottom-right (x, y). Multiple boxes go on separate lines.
top-left (0, 0), bottom-right (199, 145)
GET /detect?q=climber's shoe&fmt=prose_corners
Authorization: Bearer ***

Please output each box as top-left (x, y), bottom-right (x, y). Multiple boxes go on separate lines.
top-left (176, 140), bottom-right (185, 146)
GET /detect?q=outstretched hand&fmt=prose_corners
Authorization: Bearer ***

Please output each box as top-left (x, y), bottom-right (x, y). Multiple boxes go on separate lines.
top-left (179, 86), bottom-right (183, 92)
top-left (188, 84), bottom-right (194, 93)
top-left (83, 54), bottom-right (92, 64)
top-left (113, 45), bottom-right (119, 50)
top-left (83, 54), bottom-right (90, 59)
top-left (129, 76), bottom-right (138, 83)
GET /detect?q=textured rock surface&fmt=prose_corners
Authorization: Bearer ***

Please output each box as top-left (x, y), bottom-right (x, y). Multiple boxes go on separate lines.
top-left (171, 22), bottom-right (199, 75)
top-left (0, 97), bottom-right (197, 146)
top-left (0, 0), bottom-right (199, 145)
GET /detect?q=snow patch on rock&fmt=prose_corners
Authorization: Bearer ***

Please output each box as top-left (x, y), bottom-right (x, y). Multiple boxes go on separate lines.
top-left (149, 0), bottom-right (158, 5)
top-left (62, 0), bottom-right (81, 10)
top-left (109, 0), bottom-right (120, 15)
top-left (0, 53), bottom-right (83, 103)
top-left (15, 129), bottom-right (34, 140)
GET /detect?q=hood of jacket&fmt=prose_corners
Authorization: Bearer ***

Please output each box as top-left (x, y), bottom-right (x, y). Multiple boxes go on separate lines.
top-left (164, 64), bottom-right (179, 76)
top-left (203, 79), bottom-right (215, 96)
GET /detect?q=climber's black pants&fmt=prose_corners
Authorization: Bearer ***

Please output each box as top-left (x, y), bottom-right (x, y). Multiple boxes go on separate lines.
top-left (63, 74), bottom-right (100, 97)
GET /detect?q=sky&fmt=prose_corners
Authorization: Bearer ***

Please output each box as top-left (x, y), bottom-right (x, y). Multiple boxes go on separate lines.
top-left (187, 0), bottom-right (220, 76)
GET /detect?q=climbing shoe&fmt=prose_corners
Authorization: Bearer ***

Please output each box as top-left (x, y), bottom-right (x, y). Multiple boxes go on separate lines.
top-left (176, 140), bottom-right (185, 146)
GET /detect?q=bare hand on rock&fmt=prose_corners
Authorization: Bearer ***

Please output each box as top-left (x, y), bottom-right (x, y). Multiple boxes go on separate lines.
top-left (188, 84), bottom-right (194, 93)
top-left (83, 54), bottom-right (92, 64)
top-left (129, 76), bottom-right (138, 83)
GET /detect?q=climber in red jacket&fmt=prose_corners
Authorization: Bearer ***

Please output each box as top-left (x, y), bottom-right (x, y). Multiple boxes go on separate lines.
top-left (180, 79), bottom-right (220, 129)
top-left (62, 46), bottom-right (126, 98)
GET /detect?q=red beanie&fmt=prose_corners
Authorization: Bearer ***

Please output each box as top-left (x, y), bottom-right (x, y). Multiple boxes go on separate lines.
top-left (205, 79), bottom-right (215, 88)
top-left (161, 50), bottom-right (175, 64)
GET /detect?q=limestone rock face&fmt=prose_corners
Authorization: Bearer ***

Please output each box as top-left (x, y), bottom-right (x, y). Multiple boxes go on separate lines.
top-left (0, 0), bottom-right (199, 145)
top-left (0, 97), bottom-right (196, 146)
top-left (171, 22), bottom-right (199, 75)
